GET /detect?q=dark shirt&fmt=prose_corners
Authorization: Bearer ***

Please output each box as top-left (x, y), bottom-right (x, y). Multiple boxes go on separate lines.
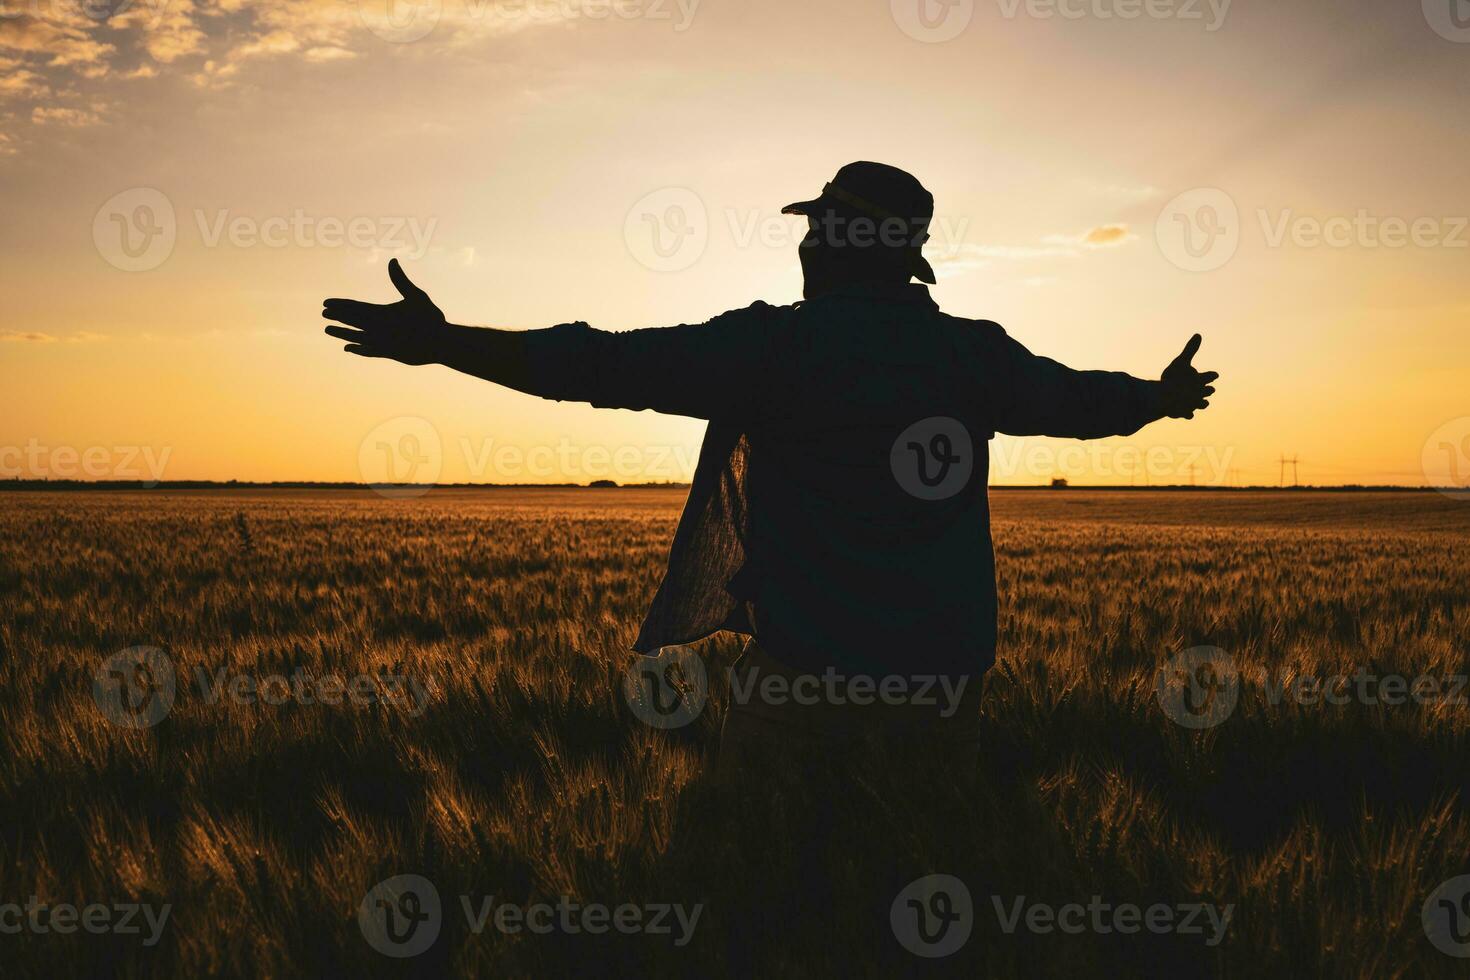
top-left (527, 283), bottom-right (1164, 679)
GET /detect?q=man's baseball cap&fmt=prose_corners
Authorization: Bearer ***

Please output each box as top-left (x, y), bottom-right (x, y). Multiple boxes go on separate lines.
top-left (782, 161), bottom-right (937, 285)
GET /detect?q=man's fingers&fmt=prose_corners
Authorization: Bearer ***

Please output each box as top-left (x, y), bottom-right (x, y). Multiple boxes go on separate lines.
top-left (388, 258), bottom-right (425, 302)
top-left (321, 300), bottom-right (386, 327)
top-left (324, 325), bottom-right (367, 342)
top-left (1199, 370), bottom-right (1220, 384)
top-left (1201, 386), bottom-right (1216, 396)
top-left (344, 344), bottom-right (388, 358)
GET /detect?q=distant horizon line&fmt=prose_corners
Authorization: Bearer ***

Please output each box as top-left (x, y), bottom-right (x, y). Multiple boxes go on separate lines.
top-left (0, 479), bottom-right (1450, 493)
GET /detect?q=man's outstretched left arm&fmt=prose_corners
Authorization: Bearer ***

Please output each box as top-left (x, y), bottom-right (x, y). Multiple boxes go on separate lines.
top-left (989, 328), bottom-right (1219, 439)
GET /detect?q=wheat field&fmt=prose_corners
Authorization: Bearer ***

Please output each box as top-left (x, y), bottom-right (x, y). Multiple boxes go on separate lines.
top-left (2, 488), bottom-right (1468, 977)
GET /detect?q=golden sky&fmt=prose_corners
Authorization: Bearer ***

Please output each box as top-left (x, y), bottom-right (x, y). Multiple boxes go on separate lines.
top-left (2, 0), bottom-right (1468, 486)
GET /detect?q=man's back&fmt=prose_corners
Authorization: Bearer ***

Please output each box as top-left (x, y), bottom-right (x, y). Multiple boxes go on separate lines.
top-left (741, 283), bottom-right (999, 679)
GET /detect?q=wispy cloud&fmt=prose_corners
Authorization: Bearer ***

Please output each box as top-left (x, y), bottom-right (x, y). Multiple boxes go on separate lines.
top-left (1043, 224), bottom-right (1138, 249)
top-left (0, 329), bottom-right (110, 343)
top-left (929, 225), bottom-right (1135, 281)
top-left (1078, 180), bottom-right (1161, 203)
top-left (32, 105), bottom-right (105, 126)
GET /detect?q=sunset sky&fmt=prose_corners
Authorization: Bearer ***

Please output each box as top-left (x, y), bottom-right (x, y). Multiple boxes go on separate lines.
top-left (2, 0), bottom-right (1467, 486)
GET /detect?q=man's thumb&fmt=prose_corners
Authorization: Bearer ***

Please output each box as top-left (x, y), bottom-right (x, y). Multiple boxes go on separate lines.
top-left (388, 258), bottom-right (424, 301)
top-left (1173, 333), bottom-right (1202, 367)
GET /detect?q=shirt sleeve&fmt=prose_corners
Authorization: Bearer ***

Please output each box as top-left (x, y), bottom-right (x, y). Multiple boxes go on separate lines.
top-left (522, 302), bottom-right (783, 421)
top-left (986, 328), bottom-right (1165, 439)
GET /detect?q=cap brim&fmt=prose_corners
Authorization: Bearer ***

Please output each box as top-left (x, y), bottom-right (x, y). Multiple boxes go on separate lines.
top-left (911, 254), bottom-right (937, 285)
top-left (781, 198), bottom-right (825, 216)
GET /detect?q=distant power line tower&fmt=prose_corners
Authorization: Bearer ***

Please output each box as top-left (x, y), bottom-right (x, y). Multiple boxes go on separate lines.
top-left (1278, 455), bottom-right (1299, 487)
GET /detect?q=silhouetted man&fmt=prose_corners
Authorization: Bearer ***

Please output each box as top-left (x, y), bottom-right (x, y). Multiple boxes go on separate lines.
top-left (323, 162), bottom-right (1217, 765)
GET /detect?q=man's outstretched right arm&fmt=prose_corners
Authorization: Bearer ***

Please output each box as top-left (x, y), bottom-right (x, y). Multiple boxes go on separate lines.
top-left (322, 259), bottom-right (779, 420)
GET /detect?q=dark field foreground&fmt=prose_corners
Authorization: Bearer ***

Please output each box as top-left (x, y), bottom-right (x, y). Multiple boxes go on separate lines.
top-left (2, 489), bottom-right (1469, 977)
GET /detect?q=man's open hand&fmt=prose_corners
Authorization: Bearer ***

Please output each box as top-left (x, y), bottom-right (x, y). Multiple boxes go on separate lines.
top-left (322, 259), bottom-right (447, 365)
top-left (1158, 333), bottom-right (1218, 420)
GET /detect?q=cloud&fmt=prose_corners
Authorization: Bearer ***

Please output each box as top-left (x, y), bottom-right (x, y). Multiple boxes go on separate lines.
top-left (115, 0), bottom-right (209, 63)
top-left (0, 0), bottom-right (576, 155)
top-left (304, 45), bottom-right (357, 63)
top-left (0, 69), bottom-right (50, 100)
top-left (1081, 224), bottom-right (1136, 248)
top-left (927, 227), bottom-right (1134, 281)
top-left (0, 9), bottom-right (117, 70)
top-left (232, 29), bottom-right (303, 61)
top-left (32, 105), bottom-right (104, 126)
top-left (1042, 224), bottom-right (1138, 249)
top-left (0, 330), bottom-right (110, 343)
top-left (927, 241), bottom-right (1080, 279)
top-left (1079, 180), bottom-right (1162, 203)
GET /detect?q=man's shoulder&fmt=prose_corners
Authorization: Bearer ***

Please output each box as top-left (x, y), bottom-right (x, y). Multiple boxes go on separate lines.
top-left (935, 309), bottom-right (1007, 337)
top-left (707, 299), bottom-right (796, 327)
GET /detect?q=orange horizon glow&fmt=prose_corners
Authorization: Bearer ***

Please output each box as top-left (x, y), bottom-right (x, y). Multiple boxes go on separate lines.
top-left (3, 0), bottom-right (1468, 489)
